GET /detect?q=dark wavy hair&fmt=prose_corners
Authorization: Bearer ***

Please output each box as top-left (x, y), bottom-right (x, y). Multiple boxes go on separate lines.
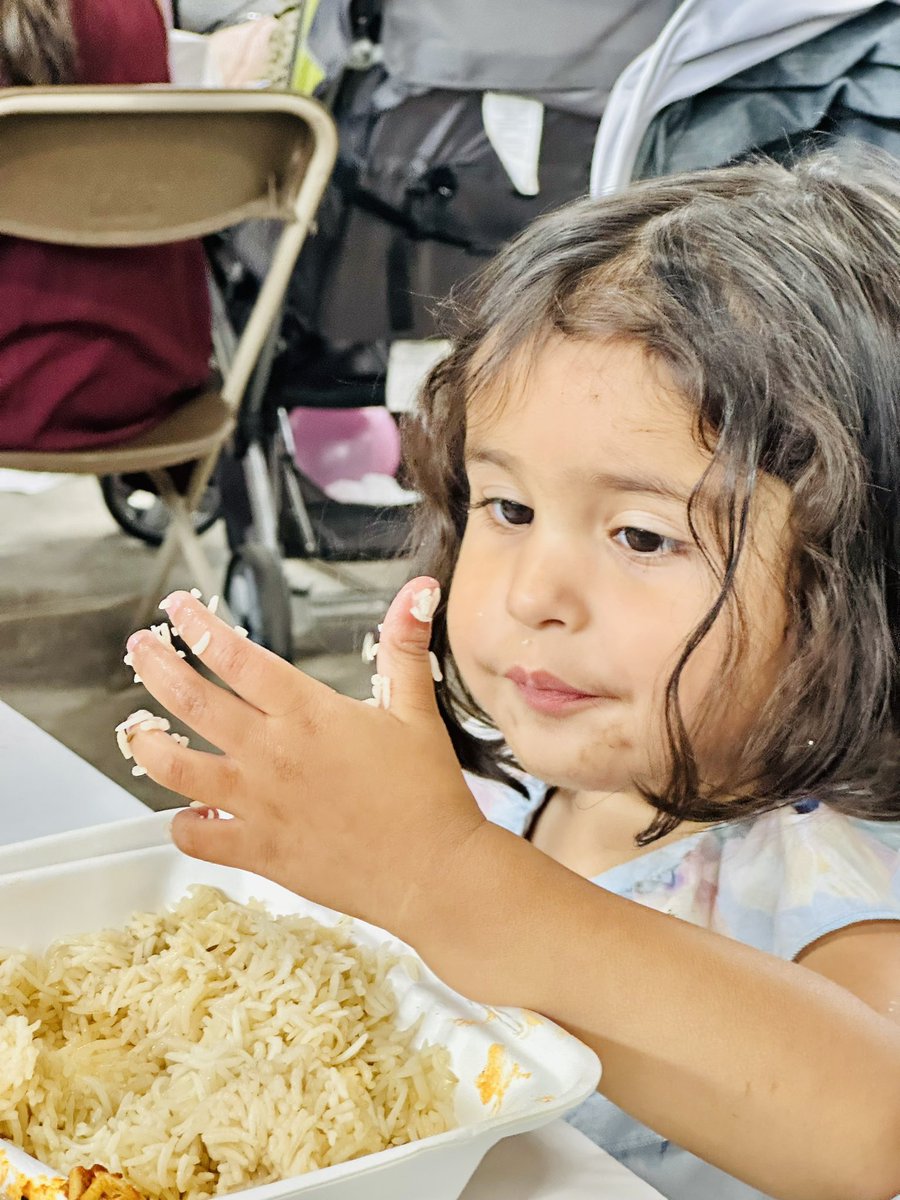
top-left (0, 0), bottom-right (77, 85)
top-left (405, 145), bottom-right (900, 843)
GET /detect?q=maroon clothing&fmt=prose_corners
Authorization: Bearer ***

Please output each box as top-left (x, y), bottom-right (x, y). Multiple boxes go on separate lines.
top-left (0, 0), bottom-right (212, 450)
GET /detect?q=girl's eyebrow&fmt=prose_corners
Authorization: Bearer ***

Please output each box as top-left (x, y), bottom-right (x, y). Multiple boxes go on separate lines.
top-left (465, 446), bottom-right (694, 505)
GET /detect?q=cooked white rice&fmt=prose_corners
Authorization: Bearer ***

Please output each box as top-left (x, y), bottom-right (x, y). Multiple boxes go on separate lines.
top-left (0, 887), bottom-right (456, 1200)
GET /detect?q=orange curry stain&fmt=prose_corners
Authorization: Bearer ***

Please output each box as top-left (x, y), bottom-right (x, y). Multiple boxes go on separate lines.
top-left (0, 1150), bottom-right (65, 1200)
top-left (475, 1043), bottom-right (532, 1113)
top-left (455, 1007), bottom-right (500, 1028)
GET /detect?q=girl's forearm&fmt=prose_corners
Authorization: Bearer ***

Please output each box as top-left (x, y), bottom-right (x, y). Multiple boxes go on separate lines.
top-left (413, 822), bottom-right (900, 1200)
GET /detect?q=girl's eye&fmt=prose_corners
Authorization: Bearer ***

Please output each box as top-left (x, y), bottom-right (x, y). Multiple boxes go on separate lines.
top-left (615, 527), bottom-right (681, 555)
top-left (475, 498), bottom-right (534, 527)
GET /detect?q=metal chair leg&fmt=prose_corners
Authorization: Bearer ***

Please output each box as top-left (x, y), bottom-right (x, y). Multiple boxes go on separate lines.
top-left (134, 518), bottom-right (182, 628)
top-left (132, 462), bottom-right (230, 629)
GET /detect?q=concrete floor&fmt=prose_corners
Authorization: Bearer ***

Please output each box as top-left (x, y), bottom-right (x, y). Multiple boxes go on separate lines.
top-left (0, 475), bottom-right (405, 810)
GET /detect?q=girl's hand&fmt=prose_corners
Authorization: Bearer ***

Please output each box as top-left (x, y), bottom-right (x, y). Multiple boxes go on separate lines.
top-left (124, 578), bottom-right (489, 947)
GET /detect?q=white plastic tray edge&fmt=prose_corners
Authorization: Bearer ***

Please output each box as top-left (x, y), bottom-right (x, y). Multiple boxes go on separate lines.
top-left (0, 821), bottom-right (602, 1200)
top-left (0, 808), bottom-right (171, 875)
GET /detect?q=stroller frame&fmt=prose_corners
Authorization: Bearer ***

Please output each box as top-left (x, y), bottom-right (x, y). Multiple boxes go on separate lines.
top-left (209, 264), bottom-right (414, 658)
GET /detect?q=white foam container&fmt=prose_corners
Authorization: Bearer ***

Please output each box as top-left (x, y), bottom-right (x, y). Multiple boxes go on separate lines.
top-left (0, 814), bottom-right (601, 1200)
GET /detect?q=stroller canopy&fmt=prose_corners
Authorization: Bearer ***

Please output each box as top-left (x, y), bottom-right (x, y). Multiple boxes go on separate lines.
top-left (591, 0), bottom-right (900, 193)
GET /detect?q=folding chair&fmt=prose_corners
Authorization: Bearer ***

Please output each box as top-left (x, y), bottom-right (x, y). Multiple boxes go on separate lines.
top-left (0, 86), bottom-right (337, 626)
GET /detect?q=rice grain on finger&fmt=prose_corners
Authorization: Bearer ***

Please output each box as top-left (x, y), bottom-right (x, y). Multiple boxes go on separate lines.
top-left (361, 633), bottom-right (379, 664)
top-left (190, 632), bottom-right (211, 656)
top-left (114, 710), bottom-right (171, 762)
top-left (371, 674), bottom-right (391, 711)
top-left (188, 800), bottom-right (218, 818)
top-left (409, 586), bottom-right (440, 623)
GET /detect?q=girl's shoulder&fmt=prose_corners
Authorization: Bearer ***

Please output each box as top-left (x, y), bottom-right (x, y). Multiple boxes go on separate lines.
top-left (654, 803), bottom-right (900, 960)
top-left (465, 771), bottom-right (900, 961)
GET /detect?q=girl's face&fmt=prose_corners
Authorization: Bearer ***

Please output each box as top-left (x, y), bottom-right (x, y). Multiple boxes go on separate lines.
top-left (447, 336), bottom-right (792, 795)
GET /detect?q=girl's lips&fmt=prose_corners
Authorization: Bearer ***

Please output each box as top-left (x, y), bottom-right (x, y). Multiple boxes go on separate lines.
top-left (504, 667), bottom-right (610, 715)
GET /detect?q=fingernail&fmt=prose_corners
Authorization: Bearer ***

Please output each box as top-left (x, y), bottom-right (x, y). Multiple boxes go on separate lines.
top-left (410, 585), bottom-right (441, 623)
top-left (126, 630), bottom-right (151, 653)
top-left (159, 591), bottom-right (190, 618)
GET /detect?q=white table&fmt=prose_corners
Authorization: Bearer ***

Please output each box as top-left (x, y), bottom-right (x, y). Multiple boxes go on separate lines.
top-left (0, 698), bottom-right (663, 1200)
top-left (0, 698), bottom-right (144, 847)
top-left (462, 1120), bottom-right (663, 1198)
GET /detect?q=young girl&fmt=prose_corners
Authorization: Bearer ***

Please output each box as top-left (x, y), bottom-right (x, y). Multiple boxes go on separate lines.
top-left (123, 147), bottom-right (900, 1200)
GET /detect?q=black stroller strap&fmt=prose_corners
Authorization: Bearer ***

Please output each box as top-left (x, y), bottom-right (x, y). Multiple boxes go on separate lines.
top-left (386, 228), bottom-right (414, 335)
top-left (349, 0), bottom-right (382, 42)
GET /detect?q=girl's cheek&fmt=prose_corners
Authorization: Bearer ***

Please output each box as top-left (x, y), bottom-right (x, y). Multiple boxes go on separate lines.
top-left (446, 568), bottom-right (495, 701)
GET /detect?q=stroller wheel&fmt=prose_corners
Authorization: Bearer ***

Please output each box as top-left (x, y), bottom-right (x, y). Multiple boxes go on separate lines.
top-left (224, 544), bottom-right (293, 661)
top-left (100, 474), bottom-right (222, 547)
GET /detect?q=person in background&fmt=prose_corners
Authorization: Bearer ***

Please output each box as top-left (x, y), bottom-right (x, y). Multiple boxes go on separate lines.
top-left (174, 0), bottom-right (285, 34)
top-left (0, 0), bottom-right (212, 450)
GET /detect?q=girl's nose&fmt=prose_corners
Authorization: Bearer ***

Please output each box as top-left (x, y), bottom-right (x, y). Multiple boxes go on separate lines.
top-left (505, 532), bottom-right (591, 631)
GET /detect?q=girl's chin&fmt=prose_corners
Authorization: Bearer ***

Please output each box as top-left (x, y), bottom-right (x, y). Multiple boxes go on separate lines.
top-left (479, 694), bottom-right (643, 790)
top-left (502, 741), bottom-right (635, 795)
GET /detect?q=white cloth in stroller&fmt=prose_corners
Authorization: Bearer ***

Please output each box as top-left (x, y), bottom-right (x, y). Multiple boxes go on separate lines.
top-left (591, 0), bottom-right (900, 193)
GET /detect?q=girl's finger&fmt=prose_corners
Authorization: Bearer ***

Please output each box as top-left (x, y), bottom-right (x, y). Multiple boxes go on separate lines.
top-left (127, 628), bottom-right (257, 755)
top-left (370, 577), bottom-right (443, 721)
top-left (170, 806), bottom-right (250, 870)
top-left (128, 727), bottom-right (244, 811)
top-left (155, 591), bottom-right (319, 717)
